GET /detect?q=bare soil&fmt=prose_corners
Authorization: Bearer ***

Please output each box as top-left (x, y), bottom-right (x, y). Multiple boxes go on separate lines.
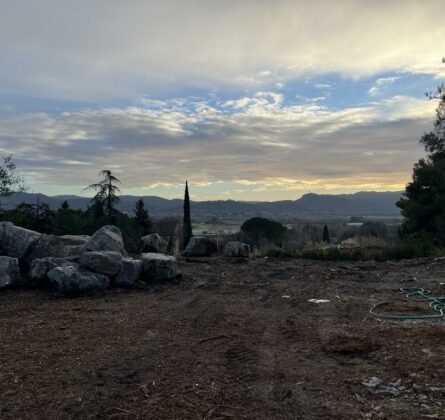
top-left (1, 257), bottom-right (445, 419)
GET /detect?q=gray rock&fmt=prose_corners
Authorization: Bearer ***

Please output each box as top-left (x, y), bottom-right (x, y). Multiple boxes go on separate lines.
top-left (24, 234), bottom-right (89, 266)
top-left (0, 222), bottom-right (12, 254)
top-left (47, 265), bottom-right (110, 295)
top-left (0, 224), bottom-right (41, 258)
top-left (84, 225), bottom-right (125, 254)
top-left (115, 258), bottom-right (143, 287)
top-left (0, 256), bottom-right (21, 288)
top-left (141, 253), bottom-right (177, 281)
top-left (141, 233), bottom-right (168, 253)
top-left (80, 251), bottom-right (122, 276)
top-left (183, 236), bottom-right (218, 257)
top-left (29, 257), bottom-right (79, 282)
top-left (223, 241), bottom-right (250, 258)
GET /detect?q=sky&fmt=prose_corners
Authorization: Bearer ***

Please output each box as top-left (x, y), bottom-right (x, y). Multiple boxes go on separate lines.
top-left (0, 0), bottom-right (444, 201)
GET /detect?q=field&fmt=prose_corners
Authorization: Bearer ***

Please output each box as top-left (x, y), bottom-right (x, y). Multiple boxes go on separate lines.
top-left (1, 257), bottom-right (445, 419)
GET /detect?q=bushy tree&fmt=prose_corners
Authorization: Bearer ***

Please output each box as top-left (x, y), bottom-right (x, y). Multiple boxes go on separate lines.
top-left (0, 155), bottom-right (26, 197)
top-left (241, 217), bottom-right (287, 248)
top-left (397, 77), bottom-right (445, 244)
top-left (14, 199), bottom-right (55, 233)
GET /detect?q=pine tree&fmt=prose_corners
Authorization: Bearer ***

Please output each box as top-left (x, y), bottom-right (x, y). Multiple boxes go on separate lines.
top-left (84, 170), bottom-right (121, 217)
top-left (397, 71), bottom-right (445, 244)
top-left (322, 224), bottom-right (330, 243)
top-left (183, 181), bottom-right (193, 249)
top-left (133, 198), bottom-right (152, 235)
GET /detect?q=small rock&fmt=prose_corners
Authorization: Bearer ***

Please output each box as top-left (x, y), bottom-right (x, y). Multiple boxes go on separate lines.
top-left (80, 251), bottom-right (122, 276)
top-left (47, 265), bottom-right (110, 296)
top-left (140, 253), bottom-right (177, 281)
top-left (0, 224), bottom-right (41, 258)
top-left (84, 225), bottom-right (125, 254)
top-left (362, 377), bottom-right (383, 388)
top-left (223, 241), bottom-right (250, 258)
top-left (115, 258), bottom-right (143, 287)
top-left (183, 236), bottom-right (218, 257)
top-left (24, 234), bottom-right (89, 266)
top-left (29, 257), bottom-right (79, 283)
top-left (0, 256), bottom-right (21, 288)
top-left (141, 233), bottom-right (168, 253)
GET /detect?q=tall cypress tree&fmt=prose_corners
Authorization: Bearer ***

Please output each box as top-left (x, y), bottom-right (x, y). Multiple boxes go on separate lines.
top-left (183, 181), bottom-right (193, 249)
top-left (322, 224), bottom-right (330, 243)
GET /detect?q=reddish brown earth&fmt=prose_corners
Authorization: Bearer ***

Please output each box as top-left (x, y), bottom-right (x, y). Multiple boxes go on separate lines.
top-left (1, 257), bottom-right (445, 419)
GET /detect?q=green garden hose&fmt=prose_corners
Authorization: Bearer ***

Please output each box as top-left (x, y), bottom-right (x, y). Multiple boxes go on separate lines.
top-left (370, 288), bottom-right (445, 320)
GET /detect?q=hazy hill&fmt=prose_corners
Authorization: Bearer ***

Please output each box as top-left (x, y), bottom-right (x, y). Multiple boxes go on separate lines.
top-left (0, 191), bottom-right (403, 218)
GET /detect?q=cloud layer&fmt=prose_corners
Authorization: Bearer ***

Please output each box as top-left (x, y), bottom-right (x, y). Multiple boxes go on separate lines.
top-left (0, 1), bottom-right (444, 100)
top-left (0, 93), bottom-right (437, 199)
top-left (0, 1), bottom-right (443, 199)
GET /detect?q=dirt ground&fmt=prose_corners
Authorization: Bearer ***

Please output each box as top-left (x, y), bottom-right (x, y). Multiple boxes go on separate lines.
top-left (1, 257), bottom-right (445, 419)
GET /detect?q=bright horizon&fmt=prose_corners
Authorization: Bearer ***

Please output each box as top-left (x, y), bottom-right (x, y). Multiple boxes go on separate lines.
top-left (1, 1), bottom-right (444, 201)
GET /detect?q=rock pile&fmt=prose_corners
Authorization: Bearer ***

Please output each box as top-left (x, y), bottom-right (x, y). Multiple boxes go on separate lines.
top-left (0, 223), bottom-right (178, 296)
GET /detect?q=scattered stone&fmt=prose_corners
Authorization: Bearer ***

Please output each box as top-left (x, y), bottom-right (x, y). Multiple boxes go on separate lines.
top-left (362, 377), bottom-right (405, 396)
top-left (115, 258), bottom-right (143, 287)
top-left (0, 224), bottom-right (41, 258)
top-left (80, 251), bottom-right (122, 276)
top-left (141, 253), bottom-right (177, 281)
top-left (183, 236), bottom-right (218, 257)
top-left (362, 377), bottom-right (383, 388)
top-left (84, 225), bottom-right (125, 254)
top-left (47, 265), bottom-right (110, 295)
top-left (223, 241), bottom-right (250, 258)
top-left (24, 234), bottom-right (89, 266)
top-left (0, 256), bottom-right (21, 288)
top-left (141, 233), bottom-right (168, 253)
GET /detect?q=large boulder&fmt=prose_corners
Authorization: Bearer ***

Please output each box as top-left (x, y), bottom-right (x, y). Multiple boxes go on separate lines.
top-left (115, 258), bottom-right (143, 287)
top-left (24, 234), bottom-right (89, 266)
top-left (84, 225), bottom-right (125, 254)
top-left (29, 257), bottom-right (79, 283)
top-left (80, 251), bottom-right (122, 277)
top-left (183, 236), bottom-right (218, 257)
top-left (140, 253), bottom-right (177, 282)
top-left (0, 256), bottom-right (21, 288)
top-left (223, 241), bottom-right (251, 258)
top-left (141, 233), bottom-right (168, 253)
top-left (0, 224), bottom-right (41, 258)
top-left (47, 265), bottom-right (110, 296)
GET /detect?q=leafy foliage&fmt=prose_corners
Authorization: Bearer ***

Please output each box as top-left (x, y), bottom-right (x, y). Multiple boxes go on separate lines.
top-left (0, 155), bottom-right (26, 198)
top-left (241, 217), bottom-right (287, 248)
top-left (397, 80), bottom-right (445, 245)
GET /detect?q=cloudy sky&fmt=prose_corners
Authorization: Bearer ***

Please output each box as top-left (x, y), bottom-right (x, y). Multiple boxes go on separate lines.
top-left (0, 0), bottom-right (444, 200)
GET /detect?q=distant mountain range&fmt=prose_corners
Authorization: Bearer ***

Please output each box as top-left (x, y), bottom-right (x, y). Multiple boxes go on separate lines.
top-left (0, 191), bottom-right (403, 219)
